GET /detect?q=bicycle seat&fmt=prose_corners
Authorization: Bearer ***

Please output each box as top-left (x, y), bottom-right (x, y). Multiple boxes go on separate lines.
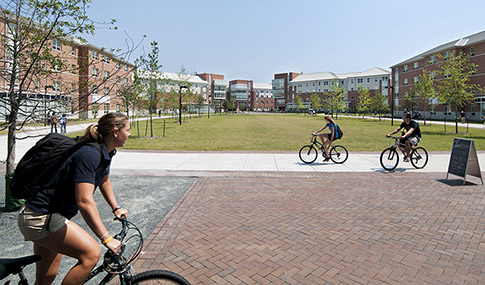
top-left (0, 255), bottom-right (41, 279)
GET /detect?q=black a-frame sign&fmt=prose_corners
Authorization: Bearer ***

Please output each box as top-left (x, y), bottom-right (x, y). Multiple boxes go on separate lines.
top-left (446, 138), bottom-right (483, 185)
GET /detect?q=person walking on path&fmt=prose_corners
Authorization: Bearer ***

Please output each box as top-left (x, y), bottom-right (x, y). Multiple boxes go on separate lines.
top-left (17, 112), bottom-right (130, 284)
top-left (460, 110), bottom-right (466, 123)
top-left (59, 114), bottom-right (67, 135)
top-left (50, 112), bottom-right (58, 133)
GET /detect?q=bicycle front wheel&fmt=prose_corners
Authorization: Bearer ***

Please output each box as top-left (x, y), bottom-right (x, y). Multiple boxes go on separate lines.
top-left (299, 145), bottom-right (318, 164)
top-left (380, 148), bottom-right (399, 171)
top-left (129, 270), bottom-right (190, 284)
top-left (410, 147), bottom-right (428, 169)
top-left (329, 145), bottom-right (348, 164)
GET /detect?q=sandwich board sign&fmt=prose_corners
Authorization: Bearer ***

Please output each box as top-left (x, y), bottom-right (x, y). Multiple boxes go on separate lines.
top-left (446, 138), bottom-right (483, 185)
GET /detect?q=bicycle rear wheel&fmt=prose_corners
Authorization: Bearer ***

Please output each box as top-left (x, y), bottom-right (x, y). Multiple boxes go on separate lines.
top-left (329, 145), bottom-right (348, 164)
top-left (129, 270), bottom-right (190, 284)
top-left (410, 147), bottom-right (428, 169)
top-left (299, 145), bottom-right (318, 164)
top-left (380, 148), bottom-right (399, 171)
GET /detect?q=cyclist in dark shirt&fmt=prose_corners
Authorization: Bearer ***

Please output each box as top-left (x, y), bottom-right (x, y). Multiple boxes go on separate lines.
top-left (18, 112), bottom-right (130, 284)
top-left (386, 112), bottom-right (421, 162)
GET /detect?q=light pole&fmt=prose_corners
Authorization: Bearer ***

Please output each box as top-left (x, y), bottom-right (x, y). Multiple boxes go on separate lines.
top-left (44, 85), bottom-right (54, 126)
top-left (385, 80), bottom-right (394, 126)
top-left (179, 85), bottom-right (188, 125)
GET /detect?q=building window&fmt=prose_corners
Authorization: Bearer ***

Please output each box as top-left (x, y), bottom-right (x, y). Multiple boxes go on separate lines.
top-left (403, 65), bottom-right (408, 72)
top-left (71, 46), bottom-right (76, 55)
top-left (104, 103), bottom-right (109, 113)
top-left (430, 72), bottom-right (436, 79)
top-left (116, 90), bottom-right (120, 97)
top-left (92, 50), bottom-right (98, 60)
top-left (116, 76), bottom-right (120, 83)
top-left (413, 62), bottom-right (418, 70)
top-left (443, 50), bottom-right (451, 60)
top-left (124, 78), bottom-right (128, 84)
top-left (53, 39), bottom-right (61, 51)
top-left (429, 55), bottom-right (436, 64)
top-left (403, 79), bottom-right (408, 86)
top-left (104, 87), bottom-right (109, 96)
top-left (71, 83), bottom-right (76, 93)
top-left (470, 47), bottom-right (475, 56)
top-left (53, 81), bottom-right (61, 91)
top-left (93, 68), bottom-right (98, 77)
top-left (71, 64), bottom-right (76, 74)
top-left (324, 81), bottom-right (328, 85)
top-left (104, 56), bottom-right (110, 64)
top-left (367, 78), bottom-right (370, 83)
top-left (116, 62), bottom-right (121, 69)
top-left (93, 87), bottom-right (98, 95)
top-left (34, 79), bottom-right (39, 90)
top-left (413, 77), bottom-right (418, 84)
top-left (104, 71), bottom-right (109, 79)
top-left (357, 78), bottom-right (363, 83)
top-left (116, 104), bottom-right (121, 112)
top-left (124, 65), bottom-right (128, 71)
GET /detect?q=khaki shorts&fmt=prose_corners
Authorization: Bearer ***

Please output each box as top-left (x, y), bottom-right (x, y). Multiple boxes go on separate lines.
top-left (18, 205), bottom-right (70, 241)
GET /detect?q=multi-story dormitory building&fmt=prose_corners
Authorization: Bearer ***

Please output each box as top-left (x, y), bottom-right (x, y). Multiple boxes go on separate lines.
top-left (272, 68), bottom-right (390, 112)
top-left (0, 17), bottom-right (135, 120)
top-left (391, 30), bottom-right (485, 121)
top-left (224, 80), bottom-right (273, 111)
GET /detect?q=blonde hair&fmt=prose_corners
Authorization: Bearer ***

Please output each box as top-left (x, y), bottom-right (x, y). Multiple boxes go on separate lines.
top-left (79, 112), bottom-right (129, 143)
top-left (324, 115), bottom-right (336, 125)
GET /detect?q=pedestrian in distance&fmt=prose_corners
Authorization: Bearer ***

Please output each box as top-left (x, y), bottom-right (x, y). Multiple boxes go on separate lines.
top-left (59, 114), bottom-right (67, 135)
top-left (17, 112), bottom-right (130, 284)
top-left (50, 112), bottom-right (58, 133)
top-left (460, 110), bottom-right (466, 123)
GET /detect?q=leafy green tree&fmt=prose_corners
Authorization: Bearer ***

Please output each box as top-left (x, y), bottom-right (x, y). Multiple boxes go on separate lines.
top-left (326, 80), bottom-right (346, 118)
top-left (412, 69), bottom-right (437, 125)
top-left (370, 91), bottom-right (389, 121)
top-left (294, 95), bottom-right (304, 112)
top-left (310, 93), bottom-right (322, 111)
top-left (437, 51), bottom-right (483, 133)
top-left (356, 86), bottom-right (370, 118)
top-left (400, 92), bottom-right (414, 113)
top-left (0, 0), bottom-right (99, 176)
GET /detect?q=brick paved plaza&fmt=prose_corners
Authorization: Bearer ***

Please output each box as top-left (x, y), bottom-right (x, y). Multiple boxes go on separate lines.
top-left (132, 171), bottom-right (485, 284)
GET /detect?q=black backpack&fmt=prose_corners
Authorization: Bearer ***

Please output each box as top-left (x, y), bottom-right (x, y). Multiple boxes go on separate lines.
top-left (10, 133), bottom-right (101, 199)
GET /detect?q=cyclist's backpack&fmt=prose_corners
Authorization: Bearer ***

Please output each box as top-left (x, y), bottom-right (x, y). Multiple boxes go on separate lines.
top-left (10, 133), bottom-right (101, 199)
top-left (336, 125), bottom-right (343, 139)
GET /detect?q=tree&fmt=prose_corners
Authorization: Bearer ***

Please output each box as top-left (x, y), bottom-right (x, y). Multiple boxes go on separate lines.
top-left (412, 69), bottom-right (437, 125)
top-left (135, 41), bottom-right (163, 137)
top-left (400, 92), bottom-right (414, 113)
top-left (294, 95), bottom-right (304, 112)
top-left (0, 0), bottom-right (97, 177)
top-left (310, 93), bottom-right (322, 111)
top-left (356, 86), bottom-right (370, 118)
top-left (370, 91), bottom-right (389, 121)
top-left (326, 80), bottom-right (346, 118)
top-left (437, 51), bottom-right (483, 133)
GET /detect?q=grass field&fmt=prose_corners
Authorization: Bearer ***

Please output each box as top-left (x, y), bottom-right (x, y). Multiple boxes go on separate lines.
top-left (118, 113), bottom-right (484, 152)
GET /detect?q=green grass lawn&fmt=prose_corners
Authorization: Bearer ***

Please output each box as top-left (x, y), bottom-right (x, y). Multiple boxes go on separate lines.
top-left (117, 114), bottom-right (485, 152)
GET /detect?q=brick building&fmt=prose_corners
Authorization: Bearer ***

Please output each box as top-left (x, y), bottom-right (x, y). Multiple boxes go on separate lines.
top-left (0, 17), bottom-right (134, 120)
top-left (390, 30), bottom-right (485, 120)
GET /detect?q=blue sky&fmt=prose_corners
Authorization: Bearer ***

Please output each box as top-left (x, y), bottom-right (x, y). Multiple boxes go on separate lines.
top-left (86, 0), bottom-right (485, 83)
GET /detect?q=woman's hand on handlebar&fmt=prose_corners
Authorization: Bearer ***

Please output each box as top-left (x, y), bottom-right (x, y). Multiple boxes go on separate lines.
top-left (104, 237), bottom-right (122, 254)
top-left (113, 207), bottom-right (128, 219)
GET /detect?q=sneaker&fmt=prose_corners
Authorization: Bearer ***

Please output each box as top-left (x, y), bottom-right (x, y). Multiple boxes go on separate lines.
top-left (323, 157), bottom-right (330, 162)
top-left (403, 157), bottom-right (410, 162)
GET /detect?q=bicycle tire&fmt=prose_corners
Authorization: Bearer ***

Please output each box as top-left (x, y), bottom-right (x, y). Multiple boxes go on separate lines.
top-left (380, 148), bottom-right (399, 171)
top-left (299, 145), bottom-right (318, 164)
top-left (410, 147), bottom-right (428, 169)
top-left (329, 145), bottom-right (348, 164)
top-left (128, 270), bottom-right (190, 284)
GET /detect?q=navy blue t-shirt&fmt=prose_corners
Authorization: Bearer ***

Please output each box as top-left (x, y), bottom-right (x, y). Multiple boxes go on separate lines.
top-left (26, 143), bottom-right (114, 219)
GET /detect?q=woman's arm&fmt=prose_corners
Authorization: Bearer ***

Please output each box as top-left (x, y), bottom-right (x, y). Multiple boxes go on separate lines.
top-left (98, 175), bottom-right (128, 218)
top-left (76, 182), bottom-right (121, 253)
top-left (315, 125), bottom-right (328, 133)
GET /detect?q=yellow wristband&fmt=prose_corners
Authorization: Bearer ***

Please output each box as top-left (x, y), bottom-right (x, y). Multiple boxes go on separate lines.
top-left (101, 236), bottom-right (113, 244)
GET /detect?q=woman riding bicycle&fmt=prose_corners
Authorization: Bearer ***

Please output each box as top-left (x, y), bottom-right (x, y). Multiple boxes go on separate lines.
top-left (18, 112), bottom-right (129, 284)
top-left (314, 115), bottom-right (340, 161)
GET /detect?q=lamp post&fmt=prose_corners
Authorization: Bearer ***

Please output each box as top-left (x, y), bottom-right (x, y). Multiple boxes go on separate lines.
top-left (44, 85), bottom-right (54, 126)
top-left (179, 85), bottom-right (188, 125)
top-left (385, 79), bottom-right (394, 126)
